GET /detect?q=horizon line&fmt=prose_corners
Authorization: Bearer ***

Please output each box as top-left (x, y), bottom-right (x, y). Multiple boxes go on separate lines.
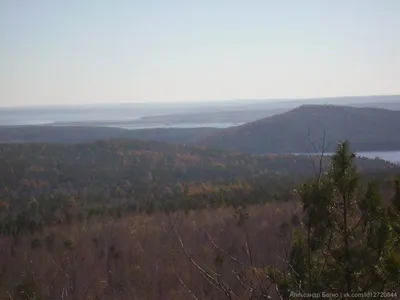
top-left (1, 94), bottom-right (399, 110)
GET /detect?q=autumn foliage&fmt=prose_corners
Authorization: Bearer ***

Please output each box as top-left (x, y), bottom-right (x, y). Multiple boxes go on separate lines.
top-left (0, 203), bottom-right (300, 300)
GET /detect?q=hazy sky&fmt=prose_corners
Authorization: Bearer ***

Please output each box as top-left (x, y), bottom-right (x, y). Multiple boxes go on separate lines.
top-left (1, 0), bottom-right (399, 107)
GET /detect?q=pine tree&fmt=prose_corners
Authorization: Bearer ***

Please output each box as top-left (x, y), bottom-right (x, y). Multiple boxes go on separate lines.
top-left (269, 141), bottom-right (400, 298)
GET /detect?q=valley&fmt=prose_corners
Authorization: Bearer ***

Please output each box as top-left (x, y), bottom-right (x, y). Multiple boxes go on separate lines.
top-left (2, 1), bottom-right (400, 297)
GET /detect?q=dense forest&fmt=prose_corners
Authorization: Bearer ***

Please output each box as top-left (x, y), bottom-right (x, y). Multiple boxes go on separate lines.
top-left (0, 140), bottom-right (399, 299)
top-left (0, 139), bottom-right (397, 218)
top-left (0, 126), bottom-right (218, 144)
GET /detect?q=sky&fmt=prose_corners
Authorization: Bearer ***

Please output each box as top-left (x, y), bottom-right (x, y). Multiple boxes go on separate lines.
top-left (0, 0), bottom-right (399, 107)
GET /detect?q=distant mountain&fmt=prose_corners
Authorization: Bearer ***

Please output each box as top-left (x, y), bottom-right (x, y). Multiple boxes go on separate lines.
top-left (2, 103), bottom-right (400, 154)
top-left (349, 101), bottom-right (400, 111)
top-left (237, 95), bottom-right (400, 110)
top-left (196, 105), bottom-right (400, 154)
top-left (1, 95), bottom-right (399, 126)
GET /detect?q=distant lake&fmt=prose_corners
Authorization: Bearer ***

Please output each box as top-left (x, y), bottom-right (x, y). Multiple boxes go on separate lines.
top-left (0, 104), bottom-right (250, 126)
top-left (295, 151), bottom-right (400, 164)
top-left (111, 122), bottom-right (241, 129)
top-left (0, 108), bottom-right (243, 129)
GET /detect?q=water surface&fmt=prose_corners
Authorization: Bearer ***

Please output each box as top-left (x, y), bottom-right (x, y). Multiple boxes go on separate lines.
top-left (294, 151), bottom-right (400, 164)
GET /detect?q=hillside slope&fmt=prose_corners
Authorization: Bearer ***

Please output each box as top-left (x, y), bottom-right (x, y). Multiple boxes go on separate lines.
top-left (0, 126), bottom-right (219, 144)
top-left (197, 105), bottom-right (400, 153)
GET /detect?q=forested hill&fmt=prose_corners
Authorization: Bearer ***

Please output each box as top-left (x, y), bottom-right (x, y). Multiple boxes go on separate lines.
top-left (3, 105), bottom-right (400, 155)
top-left (196, 105), bottom-right (400, 154)
top-left (0, 126), bottom-right (218, 144)
top-left (0, 140), bottom-right (397, 217)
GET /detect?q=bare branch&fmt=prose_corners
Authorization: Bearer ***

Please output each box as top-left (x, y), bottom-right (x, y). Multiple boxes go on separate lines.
top-left (205, 232), bottom-right (251, 270)
top-left (6, 291), bottom-right (14, 300)
top-left (174, 229), bottom-right (239, 300)
top-left (173, 270), bottom-right (202, 300)
top-left (307, 128), bottom-right (319, 178)
top-left (160, 243), bottom-right (185, 255)
top-left (20, 291), bottom-right (35, 300)
top-left (275, 284), bottom-right (285, 300)
top-left (242, 222), bottom-right (267, 296)
top-left (232, 270), bottom-right (251, 297)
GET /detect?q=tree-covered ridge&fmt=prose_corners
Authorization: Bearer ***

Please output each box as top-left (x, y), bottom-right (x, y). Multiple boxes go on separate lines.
top-left (0, 140), bottom-right (396, 221)
top-left (0, 126), bottom-right (218, 144)
top-left (0, 140), bottom-right (309, 197)
top-left (0, 140), bottom-right (396, 198)
top-left (198, 105), bottom-right (400, 153)
top-left (3, 105), bottom-right (400, 155)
